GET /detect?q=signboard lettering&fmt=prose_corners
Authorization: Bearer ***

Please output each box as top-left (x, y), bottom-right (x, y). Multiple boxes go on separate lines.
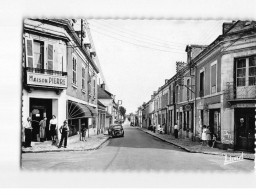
top-left (27, 72), bottom-right (67, 88)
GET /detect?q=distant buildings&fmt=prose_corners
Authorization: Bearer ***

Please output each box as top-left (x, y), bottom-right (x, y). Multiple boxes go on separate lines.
top-left (138, 21), bottom-right (256, 152)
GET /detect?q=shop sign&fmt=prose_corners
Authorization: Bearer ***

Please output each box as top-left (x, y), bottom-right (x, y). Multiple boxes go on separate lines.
top-left (27, 72), bottom-right (67, 88)
top-left (185, 104), bottom-right (191, 111)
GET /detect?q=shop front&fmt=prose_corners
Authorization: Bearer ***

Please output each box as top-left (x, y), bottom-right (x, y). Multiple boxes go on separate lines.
top-left (22, 70), bottom-right (68, 143)
top-left (67, 100), bottom-right (98, 137)
top-left (234, 106), bottom-right (255, 152)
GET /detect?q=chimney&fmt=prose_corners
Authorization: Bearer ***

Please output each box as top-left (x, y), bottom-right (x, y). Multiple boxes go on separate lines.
top-left (101, 82), bottom-right (105, 90)
top-left (222, 22), bottom-right (234, 34)
top-left (176, 61), bottom-right (186, 73)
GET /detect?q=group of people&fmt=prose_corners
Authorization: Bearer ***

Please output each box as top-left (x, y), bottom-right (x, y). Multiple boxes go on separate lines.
top-left (201, 125), bottom-right (217, 148)
top-left (23, 115), bottom-right (89, 149)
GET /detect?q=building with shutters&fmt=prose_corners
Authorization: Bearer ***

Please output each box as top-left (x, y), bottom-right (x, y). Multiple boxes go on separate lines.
top-left (22, 19), bottom-right (100, 142)
top-left (140, 21), bottom-right (256, 152)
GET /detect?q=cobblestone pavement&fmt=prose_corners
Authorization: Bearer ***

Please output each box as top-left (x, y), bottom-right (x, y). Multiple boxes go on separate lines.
top-left (22, 133), bottom-right (110, 153)
top-left (139, 128), bottom-right (255, 160)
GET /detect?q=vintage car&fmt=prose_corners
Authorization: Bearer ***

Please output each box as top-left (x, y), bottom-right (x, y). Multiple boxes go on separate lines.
top-left (108, 124), bottom-right (124, 138)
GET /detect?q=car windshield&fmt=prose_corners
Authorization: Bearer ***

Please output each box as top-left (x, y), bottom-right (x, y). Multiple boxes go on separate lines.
top-left (112, 125), bottom-right (122, 129)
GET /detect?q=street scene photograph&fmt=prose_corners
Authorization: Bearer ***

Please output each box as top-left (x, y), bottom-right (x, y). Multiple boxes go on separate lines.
top-left (21, 18), bottom-right (255, 172)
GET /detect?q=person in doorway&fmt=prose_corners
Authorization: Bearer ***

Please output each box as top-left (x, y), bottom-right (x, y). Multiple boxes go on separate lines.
top-left (39, 117), bottom-right (47, 142)
top-left (174, 123), bottom-right (179, 138)
top-left (201, 125), bottom-right (207, 146)
top-left (49, 115), bottom-right (57, 145)
top-left (206, 126), bottom-right (212, 147)
top-left (23, 117), bottom-right (33, 147)
top-left (212, 133), bottom-right (217, 148)
top-left (58, 120), bottom-right (69, 148)
top-left (80, 124), bottom-right (87, 142)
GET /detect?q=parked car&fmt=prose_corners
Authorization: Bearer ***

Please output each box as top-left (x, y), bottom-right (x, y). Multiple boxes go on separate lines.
top-left (108, 124), bottom-right (124, 138)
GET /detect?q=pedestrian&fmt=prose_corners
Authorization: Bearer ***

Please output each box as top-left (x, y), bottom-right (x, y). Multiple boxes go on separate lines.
top-left (58, 120), bottom-right (69, 148)
top-left (80, 124), bottom-right (87, 142)
top-left (212, 133), bottom-right (217, 148)
top-left (39, 117), bottom-right (47, 142)
top-left (23, 117), bottom-right (33, 147)
top-left (49, 115), bottom-right (57, 145)
top-left (201, 125), bottom-right (207, 146)
top-left (174, 123), bottom-right (178, 138)
top-left (206, 126), bottom-right (212, 147)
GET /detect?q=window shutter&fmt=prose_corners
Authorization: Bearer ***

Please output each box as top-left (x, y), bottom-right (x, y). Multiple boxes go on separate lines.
top-left (25, 38), bottom-right (34, 68)
top-left (47, 44), bottom-right (54, 70)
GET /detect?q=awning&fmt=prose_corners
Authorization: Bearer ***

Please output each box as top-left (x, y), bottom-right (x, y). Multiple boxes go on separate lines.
top-left (68, 100), bottom-right (97, 119)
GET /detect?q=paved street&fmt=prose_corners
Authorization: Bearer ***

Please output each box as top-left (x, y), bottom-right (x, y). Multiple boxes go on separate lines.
top-left (22, 124), bottom-right (254, 171)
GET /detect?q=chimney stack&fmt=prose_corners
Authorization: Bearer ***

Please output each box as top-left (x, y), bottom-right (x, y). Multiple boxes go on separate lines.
top-left (101, 82), bottom-right (105, 90)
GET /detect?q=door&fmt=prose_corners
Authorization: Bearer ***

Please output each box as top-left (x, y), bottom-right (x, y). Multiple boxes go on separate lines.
top-left (235, 108), bottom-right (255, 152)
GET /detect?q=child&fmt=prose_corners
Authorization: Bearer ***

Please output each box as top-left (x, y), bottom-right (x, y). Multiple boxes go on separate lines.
top-left (80, 124), bottom-right (87, 142)
top-left (212, 133), bottom-right (217, 148)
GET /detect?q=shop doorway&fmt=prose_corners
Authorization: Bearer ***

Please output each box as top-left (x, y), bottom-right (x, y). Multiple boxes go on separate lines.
top-left (30, 98), bottom-right (52, 141)
top-left (235, 108), bottom-right (255, 152)
top-left (209, 109), bottom-right (221, 141)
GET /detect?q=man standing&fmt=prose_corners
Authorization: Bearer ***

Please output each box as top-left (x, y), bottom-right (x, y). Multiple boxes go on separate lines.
top-left (23, 117), bottom-right (33, 147)
top-left (39, 117), bottom-right (47, 142)
top-left (58, 120), bottom-right (69, 148)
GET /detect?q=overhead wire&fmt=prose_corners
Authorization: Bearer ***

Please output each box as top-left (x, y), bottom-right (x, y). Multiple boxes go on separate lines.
top-left (89, 22), bottom-right (185, 51)
top-left (89, 27), bottom-right (186, 54)
top-left (90, 20), bottom-right (186, 46)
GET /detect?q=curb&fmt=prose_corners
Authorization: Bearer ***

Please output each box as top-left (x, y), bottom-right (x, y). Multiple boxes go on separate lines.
top-left (138, 128), bottom-right (254, 161)
top-left (22, 136), bottom-right (110, 154)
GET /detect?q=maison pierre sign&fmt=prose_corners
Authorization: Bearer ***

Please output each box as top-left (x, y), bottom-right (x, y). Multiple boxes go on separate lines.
top-left (27, 72), bottom-right (67, 88)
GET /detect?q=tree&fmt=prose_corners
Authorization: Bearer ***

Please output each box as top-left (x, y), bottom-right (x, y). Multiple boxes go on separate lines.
top-left (119, 106), bottom-right (126, 119)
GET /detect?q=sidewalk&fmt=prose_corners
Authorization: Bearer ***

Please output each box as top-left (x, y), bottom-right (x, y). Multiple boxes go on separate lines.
top-left (139, 127), bottom-right (255, 160)
top-left (22, 133), bottom-right (110, 153)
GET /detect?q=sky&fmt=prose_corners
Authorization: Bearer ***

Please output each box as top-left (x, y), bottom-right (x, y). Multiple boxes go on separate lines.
top-left (87, 19), bottom-right (228, 114)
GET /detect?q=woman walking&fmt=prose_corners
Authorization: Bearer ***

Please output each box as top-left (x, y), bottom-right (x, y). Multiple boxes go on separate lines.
top-left (201, 125), bottom-right (207, 146)
top-left (174, 123), bottom-right (179, 138)
top-left (49, 115), bottom-right (57, 145)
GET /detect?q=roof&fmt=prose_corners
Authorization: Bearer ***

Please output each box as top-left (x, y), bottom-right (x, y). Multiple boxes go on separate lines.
top-left (98, 85), bottom-right (113, 99)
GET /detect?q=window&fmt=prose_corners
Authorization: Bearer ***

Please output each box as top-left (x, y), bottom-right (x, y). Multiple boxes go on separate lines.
top-left (82, 67), bottom-right (85, 90)
top-left (211, 64), bottom-right (217, 93)
top-left (199, 70), bottom-right (204, 97)
top-left (72, 57), bottom-right (77, 85)
top-left (88, 72), bottom-right (92, 95)
top-left (249, 56), bottom-right (256, 86)
top-left (236, 56), bottom-right (256, 87)
top-left (186, 79), bottom-right (190, 100)
top-left (236, 58), bottom-right (246, 86)
top-left (33, 41), bottom-right (44, 69)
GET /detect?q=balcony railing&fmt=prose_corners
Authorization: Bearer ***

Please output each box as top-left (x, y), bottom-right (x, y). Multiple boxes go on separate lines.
top-left (225, 82), bottom-right (256, 101)
top-left (25, 67), bottom-right (67, 76)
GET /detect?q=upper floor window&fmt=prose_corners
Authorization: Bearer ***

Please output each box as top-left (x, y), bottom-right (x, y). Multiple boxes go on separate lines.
top-left (211, 63), bottom-right (217, 93)
top-left (186, 79), bottom-right (190, 100)
top-left (72, 56), bottom-right (77, 85)
top-left (199, 70), bottom-right (205, 97)
top-left (249, 56), bottom-right (256, 86)
top-left (236, 56), bottom-right (256, 87)
top-left (82, 66), bottom-right (85, 90)
top-left (33, 40), bottom-right (44, 69)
